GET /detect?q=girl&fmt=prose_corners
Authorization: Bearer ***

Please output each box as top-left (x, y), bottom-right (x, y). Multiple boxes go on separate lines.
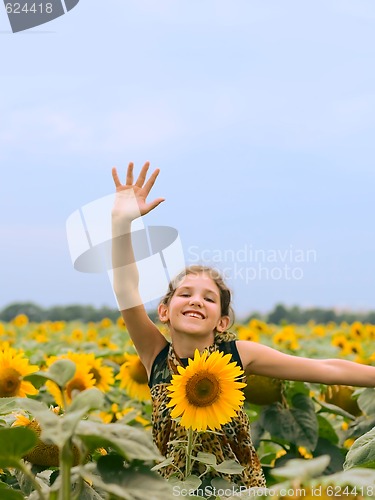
top-left (111, 162), bottom-right (375, 488)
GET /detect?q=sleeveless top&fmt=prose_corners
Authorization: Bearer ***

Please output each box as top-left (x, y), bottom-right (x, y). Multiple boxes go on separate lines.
top-left (148, 338), bottom-right (266, 488)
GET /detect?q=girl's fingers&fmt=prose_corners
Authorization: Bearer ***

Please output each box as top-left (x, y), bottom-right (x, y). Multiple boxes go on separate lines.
top-left (143, 168), bottom-right (160, 196)
top-left (126, 162), bottom-right (134, 186)
top-left (135, 161), bottom-right (150, 187)
top-left (146, 197), bottom-right (165, 212)
top-left (112, 167), bottom-right (121, 187)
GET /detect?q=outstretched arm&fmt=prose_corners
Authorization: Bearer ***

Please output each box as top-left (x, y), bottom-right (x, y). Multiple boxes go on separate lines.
top-left (112, 162), bottom-right (168, 375)
top-left (237, 340), bottom-right (375, 387)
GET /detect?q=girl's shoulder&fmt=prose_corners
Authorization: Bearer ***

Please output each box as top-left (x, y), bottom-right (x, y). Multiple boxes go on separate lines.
top-left (219, 340), bottom-right (244, 370)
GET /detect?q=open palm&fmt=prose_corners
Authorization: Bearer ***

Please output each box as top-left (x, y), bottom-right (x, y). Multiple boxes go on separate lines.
top-left (112, 162), bottom-right (165, 220)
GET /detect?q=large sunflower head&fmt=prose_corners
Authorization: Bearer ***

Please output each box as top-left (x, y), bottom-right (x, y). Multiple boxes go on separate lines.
top-left (167, 349), bottom-right (246, 431)
top-left (116, 354), bottom-right (151, 402)
top-left (0, 346), bottom-right (38, 398)
top-left (45, 353), bottom-right (95, 407)
top-left (84, 354), bottom-right (115, 392)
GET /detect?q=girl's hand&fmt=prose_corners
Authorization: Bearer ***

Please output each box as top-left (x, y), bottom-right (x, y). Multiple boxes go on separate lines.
top-left (111, 162), bottom-right (165, 221)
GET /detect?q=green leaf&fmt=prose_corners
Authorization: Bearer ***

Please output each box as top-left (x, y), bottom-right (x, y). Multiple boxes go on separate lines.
top-left (168, 474), bottom-right (202, 491)
top-left (0, 427), bottom-right (37, 468)
top-left (316, 467), bottom-right (375, 488)
top-left (313, 437), bottom-right (344, 474)
top-left (313, 397), bottom-right (356, 420)
top-left (24, 359), bottom-right (76, 388)
top-left (0, 398), bottom-right (21, 415)
top-left (82, 455), bottom-right (174, 500)
top-left (346, 415), bottom-right (375, 438)
top-left (67, 387), bottom-right (104, 414)
top-left (194, 452), bottom-right (217, 466)
top-left (0, 482), bottom-right (25, 500)
top-left (271, 455), bottom-right (331, 480)
top-left (76, 420), bottom-right (162, 462)
top-left (214, 459), bottom-right (244, 475)
top-left (151, 456), bottom-right (174, 472)
top-left (344, 426), bottom-right (375, 469)
top-left (317, 414), bottom-right (339, 445)
top-left (357, 388), bottom-right (375, 416)
top-left (261, 395), bottom-right (318, 450)
top-left (0, 391), bottom-right (103, 449)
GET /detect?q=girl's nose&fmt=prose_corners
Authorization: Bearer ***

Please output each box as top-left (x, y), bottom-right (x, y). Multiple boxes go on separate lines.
top-left (189, 296), bottom-right (203, 306)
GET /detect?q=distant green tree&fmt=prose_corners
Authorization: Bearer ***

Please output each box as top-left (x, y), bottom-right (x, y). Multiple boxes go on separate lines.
top-left (0, 302), bottom-right (374, 325)
top-left (268, 304), bottom-right (288, 324)
top-left (0, 302), bottom-right (45, 322)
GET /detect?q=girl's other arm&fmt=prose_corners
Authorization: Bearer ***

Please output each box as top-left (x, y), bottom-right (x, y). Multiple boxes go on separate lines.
top-left (237, 340), bottom-right (375, 387)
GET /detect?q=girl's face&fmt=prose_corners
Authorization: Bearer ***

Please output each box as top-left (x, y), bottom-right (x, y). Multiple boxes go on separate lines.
top-left (158, 272), bottom-right (230, 337)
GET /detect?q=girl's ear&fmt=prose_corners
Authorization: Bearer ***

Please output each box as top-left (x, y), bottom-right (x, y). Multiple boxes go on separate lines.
top-left (216, 315), bottom-right (230, 333)
top-left (158, 303), bottom-right (169, 323)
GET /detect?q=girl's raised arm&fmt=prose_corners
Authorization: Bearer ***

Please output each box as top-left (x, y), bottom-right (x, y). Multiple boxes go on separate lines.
top-left (111, 162), bottom-right (168, 376)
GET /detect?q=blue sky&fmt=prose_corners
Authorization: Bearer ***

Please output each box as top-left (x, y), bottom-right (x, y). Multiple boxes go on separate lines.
top-left (1, 0), bottom-right (375, 319)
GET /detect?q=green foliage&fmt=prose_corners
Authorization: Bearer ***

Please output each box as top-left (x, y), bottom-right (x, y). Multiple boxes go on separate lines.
top-left (25, 359), bottom-right (76, 389)
top-left (248, 302), bottom-right (375, 324)
top-left (0, 428), bottom-right (37, 468)
top-left (0, 482), bottom-right (25, 500)
top-left (260, 394), bottom-right (319, 450)
top-left (0, 374), bottom-right (167, 499)
top-left (2, 300), bottom-right (375, 323)
top-left (83, 454), bottom-right (173, 500)
top-left (344, 427), bottom-right (375, 469)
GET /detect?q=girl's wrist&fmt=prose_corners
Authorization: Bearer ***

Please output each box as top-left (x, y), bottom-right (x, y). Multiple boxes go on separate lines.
top-left (111, 214), bottom-right (133, 237)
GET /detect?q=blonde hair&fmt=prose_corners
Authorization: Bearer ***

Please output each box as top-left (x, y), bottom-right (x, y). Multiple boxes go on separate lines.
top-left (159, 265), bottom-right (236, 341)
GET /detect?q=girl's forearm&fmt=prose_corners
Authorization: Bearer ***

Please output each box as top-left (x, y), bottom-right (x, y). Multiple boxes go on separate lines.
top-left (111, 217), bottom-right (141, 310)
top-left (323, 358), bottom-right (375, 387)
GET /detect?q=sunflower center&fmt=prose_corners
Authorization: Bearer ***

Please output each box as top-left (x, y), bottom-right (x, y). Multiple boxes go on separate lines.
top-left (186, 371), bottom-right (220, 407)
top-left (0, 368), bottom-right (22, 397)
top-left (89, 367), bottom-right (101, 384)
top-left (129, 360), bottom-right (148, 384)
top-left (66, 379), bottom-right (87, 399)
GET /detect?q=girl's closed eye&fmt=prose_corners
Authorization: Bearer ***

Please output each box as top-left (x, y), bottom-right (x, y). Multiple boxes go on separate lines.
top-left (205, 297), bottom-right (215, 302)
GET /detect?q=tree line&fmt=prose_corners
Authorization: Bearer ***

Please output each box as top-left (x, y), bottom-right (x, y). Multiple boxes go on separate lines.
top-left (0, 301), bottom-right (374, 325)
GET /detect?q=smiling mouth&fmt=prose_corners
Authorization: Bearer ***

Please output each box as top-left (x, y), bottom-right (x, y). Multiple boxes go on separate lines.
top-left (183, 311), bottom-right (205, 320)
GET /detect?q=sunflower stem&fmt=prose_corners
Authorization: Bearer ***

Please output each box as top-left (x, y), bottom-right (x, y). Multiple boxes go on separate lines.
top-left (18, 460), bottom-right (47, 500)
top-left (59, 441), bottom-right (73, 500)
top-left (59, 385), bottom-right (69, 411)
top-left (185, 427), bottom-right (194, 479)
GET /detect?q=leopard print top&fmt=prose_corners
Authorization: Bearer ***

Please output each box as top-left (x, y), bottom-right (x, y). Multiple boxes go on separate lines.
top-left (148, 336), bottom-right (266, 488)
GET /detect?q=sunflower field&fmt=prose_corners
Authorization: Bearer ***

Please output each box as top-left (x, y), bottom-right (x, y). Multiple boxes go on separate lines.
top-left (0, 315), bottom-right (375, 500)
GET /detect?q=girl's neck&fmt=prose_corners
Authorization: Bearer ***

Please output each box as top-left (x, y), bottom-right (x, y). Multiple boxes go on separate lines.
top-left (171, 332), bottom-right (215, 359)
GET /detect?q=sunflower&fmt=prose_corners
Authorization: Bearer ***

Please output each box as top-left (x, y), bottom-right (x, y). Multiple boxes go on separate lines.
top-left (237, 325), bottom-right (260, 343)
top-left (116, 354), bottom-right (151, 401)
top-left (99, 404), bottom-right (150, 427)
top-left (74, 353), bottom-right (114, 392)
top-left (12, 314), bottom-right (29, 327)
top-left (97, 336), bottom-right (119, 351)
top-left (46, 352), bottom-right (114, 392)
top-left (45, 353), bottom-right (95, 407)
top-left (167, 349), bottom-right (246, 431)
top-left (272, 327), bottom-right (300, 351)
top-left (70, 328), bottom-right (84, 342)
top-left (331, 333), bottom-right (349, 352)
top-left (0, 346), bottom-right (38, 398)
top-left (12, 410), bottom-right (80, 466)
top-left (100, 317), bottom-right (112, 329)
